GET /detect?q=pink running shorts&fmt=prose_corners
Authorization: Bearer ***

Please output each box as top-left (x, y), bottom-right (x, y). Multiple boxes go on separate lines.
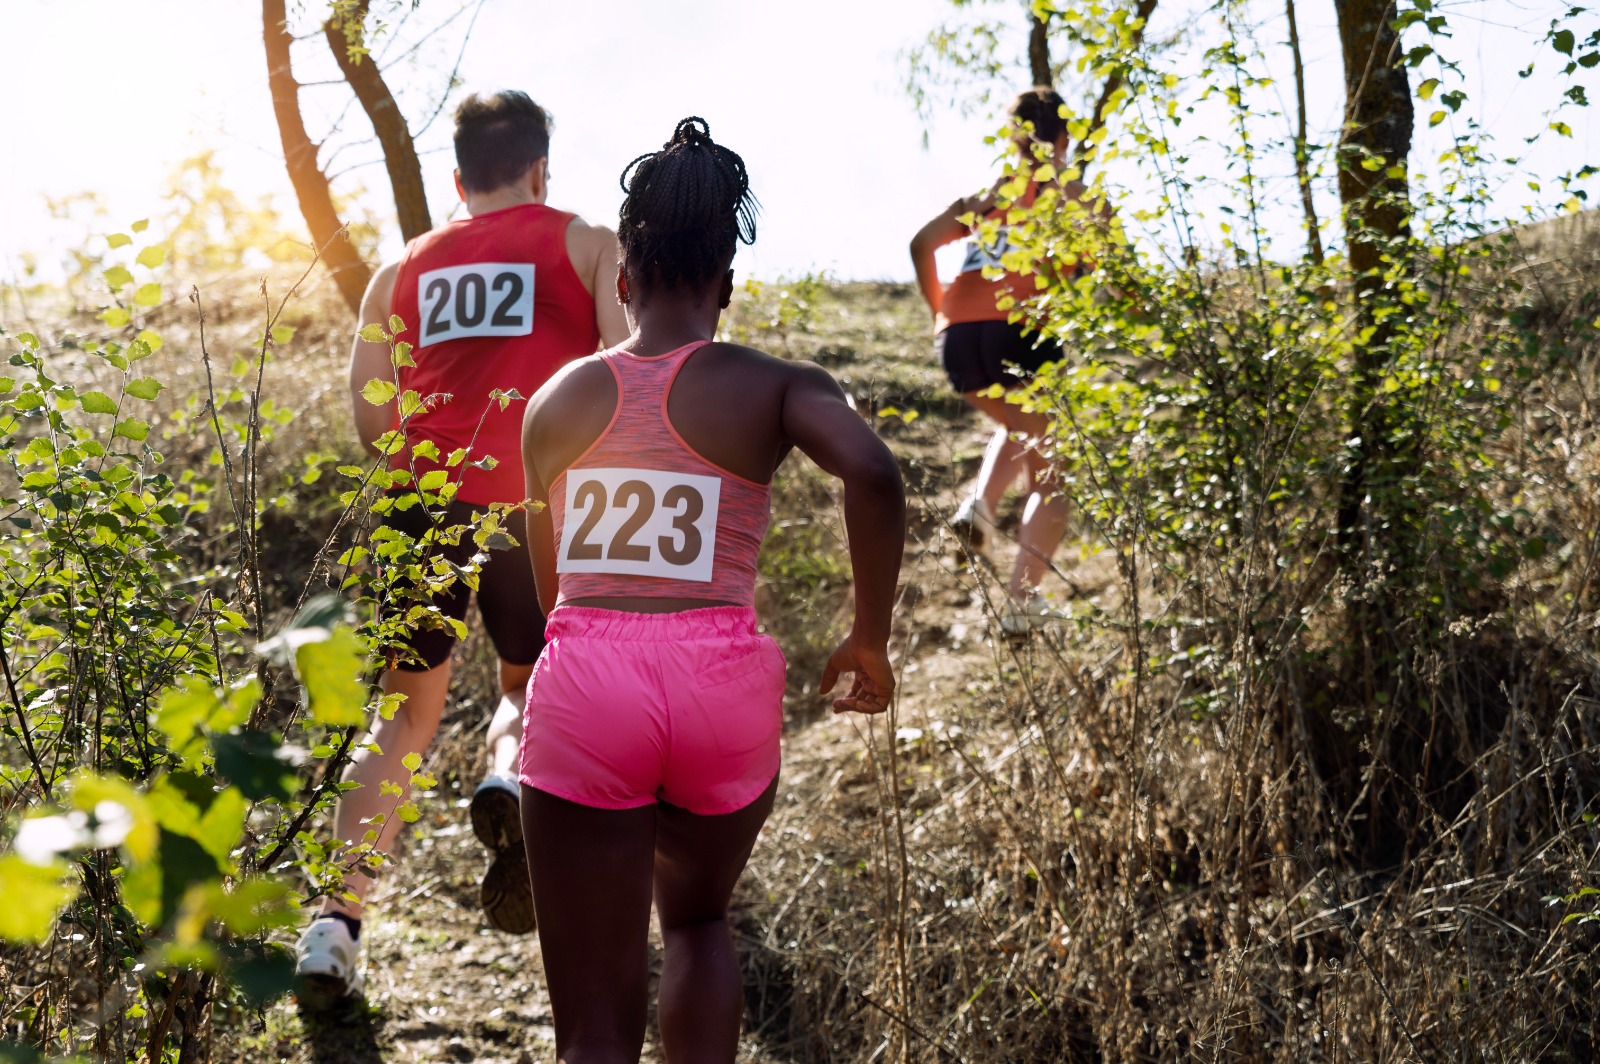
top-left (519, 606), bottom-right (785, 816)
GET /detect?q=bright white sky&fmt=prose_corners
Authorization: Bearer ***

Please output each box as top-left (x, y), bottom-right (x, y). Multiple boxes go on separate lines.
top-left (0, 0), bottom-right (1593, 285)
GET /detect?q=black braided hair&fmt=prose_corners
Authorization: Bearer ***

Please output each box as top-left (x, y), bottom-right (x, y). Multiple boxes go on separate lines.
top-left (617, 117), bottom-right (758, 298)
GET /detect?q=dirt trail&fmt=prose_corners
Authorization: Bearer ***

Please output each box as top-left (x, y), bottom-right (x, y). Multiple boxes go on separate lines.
top-left (223, 284), bottom-right (1098, 1062)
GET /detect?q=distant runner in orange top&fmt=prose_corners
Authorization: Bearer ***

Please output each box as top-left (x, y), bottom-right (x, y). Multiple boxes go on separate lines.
top-left (296, 90), bottom-right (628, 1008)
top-left (910, 87), bottom-right (1092, 634)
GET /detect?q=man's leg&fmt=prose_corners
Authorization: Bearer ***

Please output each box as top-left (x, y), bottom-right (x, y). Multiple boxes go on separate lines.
top-left (486, 658), bottom-right (533, 779)
top-left (321, 661), bottom-right (453, 918)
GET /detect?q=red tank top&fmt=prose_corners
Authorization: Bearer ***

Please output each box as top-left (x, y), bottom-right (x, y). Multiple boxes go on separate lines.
top-left (548, 342), bottom-right (772, 607)
top-left (389, 203), bottom-right (599, 505)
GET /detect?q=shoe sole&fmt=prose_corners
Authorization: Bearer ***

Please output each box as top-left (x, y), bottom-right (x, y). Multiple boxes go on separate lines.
top-left (470, 784), bottom-right (535, 935)
top-left (296, 971), bottom-right (361, 1012)
top-left (481, 849), bottom-right (536, 935)
top-left (469, 784), bottom-right (523, 852)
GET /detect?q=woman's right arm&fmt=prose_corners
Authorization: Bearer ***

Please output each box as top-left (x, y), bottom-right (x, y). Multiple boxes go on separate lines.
top-left (780, 364), bottom-right (906, 714)
top-left (909, 200), bottom-right (969, 320)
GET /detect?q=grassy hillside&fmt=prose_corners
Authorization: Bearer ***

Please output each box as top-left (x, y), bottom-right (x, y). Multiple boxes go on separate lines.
top-left (5, 242), bottom-right (1600, 1060)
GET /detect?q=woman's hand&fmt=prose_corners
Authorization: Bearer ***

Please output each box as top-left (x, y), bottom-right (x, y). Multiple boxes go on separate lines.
top-left (820, 633), bottom-right (894, 715)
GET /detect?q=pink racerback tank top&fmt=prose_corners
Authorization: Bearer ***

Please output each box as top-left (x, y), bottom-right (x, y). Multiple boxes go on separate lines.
top-left (548, 341), bottom-right (772, 607)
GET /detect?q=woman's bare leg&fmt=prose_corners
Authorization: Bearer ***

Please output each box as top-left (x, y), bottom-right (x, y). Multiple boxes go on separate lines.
top-left (654, 775), bottom-right (779, 1064)
top-left (969, 421), bottom-right (1027, 514)
top-left (522, 787), bottom-right (656, 1064)
top-left (963, 393), bottom-right (1069, 599)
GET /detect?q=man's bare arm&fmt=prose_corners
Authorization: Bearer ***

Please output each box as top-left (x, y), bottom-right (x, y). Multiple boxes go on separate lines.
top-left (587, 224), bottom-right (630, 348)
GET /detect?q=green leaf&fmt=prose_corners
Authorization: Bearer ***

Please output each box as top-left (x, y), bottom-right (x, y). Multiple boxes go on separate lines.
top-left (133, 283), bottom-right (162, 307)
top-left (1417, 78), bottom-right (1439, 100)
top-left (125, 376), bottom-right (162, 401)
top-left (79, 391), bottom-right (118, 414)
top-left (402, 752), bottom-right (422, 772)
top-left (1429, 110), bottom-right (1446, 127)
top-left (294, 626), bottom-right (369, 726)
top-left (131, 218), bottom-right (149, 232)
top-left (270, 324), bottom-right (296, 345)
top-left (113, 418), bottom-right (150, 442)
top-left (212, 730), bottom-right (299, 803)
top-left (209, 878), bottom-right (298, 936)
top-left (388, 313), bottom-right (406, 334)
top-left (103, 265), bottom-right (133, 288)
top-left (100, 306), bottom-right (130, 328)
top-left (135, 245), bottom-right (167, 269)
top-left (196, 787), bottom-right (249, 865)
top-left (153, 676), bottom-right (226, 763)
top-left (418, 469), bottom-right (450, 492)
top-left (0, 856), bottom-right (75, 944)
top-left (107, 233), bottom-right (132, 249)
top-left (359, 323), bottom-right (387, 344)
top-left (1554, 28), bottom-right (1575, 55)
top-left (361, 378), bottom-right (396, 405)
top-left (68, 772), bottom-right (159, 863)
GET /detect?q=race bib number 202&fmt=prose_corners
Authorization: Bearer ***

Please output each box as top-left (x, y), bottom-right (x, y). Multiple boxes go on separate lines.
top-left (557, 468), bottom-right (721, 583)
top-left (417, 262), bottom-right (535, 347)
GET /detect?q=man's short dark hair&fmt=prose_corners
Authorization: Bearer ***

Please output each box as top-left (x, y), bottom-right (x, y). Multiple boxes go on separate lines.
top-left (453, 90), bottom-right (552, 194)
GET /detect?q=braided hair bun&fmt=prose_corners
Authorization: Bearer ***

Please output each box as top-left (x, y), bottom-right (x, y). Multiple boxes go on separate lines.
top-left (618, 117), bottom-right (758, 297)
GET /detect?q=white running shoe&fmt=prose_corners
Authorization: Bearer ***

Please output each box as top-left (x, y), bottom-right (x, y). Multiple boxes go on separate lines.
top-left (295, 916), bottom-right (364, 1009)
top-left (998, 594), bottom-right (1067, 637)
top-left (951, 496), bottom-right (998, 563)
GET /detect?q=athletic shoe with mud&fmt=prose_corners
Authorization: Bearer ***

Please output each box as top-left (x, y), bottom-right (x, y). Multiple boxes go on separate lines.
top-left (998, 594), bottom-right (1067, 638)
top-left (294, 917), bottom-right (364, 1009)
top-left (470, 773), bottom-right (536, 934)
top-left (951, 496), bottom-right (998, 564)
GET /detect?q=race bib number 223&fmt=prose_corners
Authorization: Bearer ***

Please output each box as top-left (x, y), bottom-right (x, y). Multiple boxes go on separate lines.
top-left (557, 468), bottom-right (721, 583)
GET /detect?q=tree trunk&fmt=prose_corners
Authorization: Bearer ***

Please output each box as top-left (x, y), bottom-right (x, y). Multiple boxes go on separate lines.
top-left (326, 0), bottom-right (432, 243)
top-left (1028, 12), bottom-right (1053, 87)
top-left (1332, 0), bottom-right (1413, 564)
top-left (1286, 0), bottom-right (1324, 265)
top-left (263, 0), bottom-right (372, 313)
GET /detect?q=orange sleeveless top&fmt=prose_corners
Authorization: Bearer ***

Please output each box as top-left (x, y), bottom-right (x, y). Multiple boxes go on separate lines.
top-left (548, 342), bottom-right (772, 607)
top-left (936, 183), bottom-right (1045, 333)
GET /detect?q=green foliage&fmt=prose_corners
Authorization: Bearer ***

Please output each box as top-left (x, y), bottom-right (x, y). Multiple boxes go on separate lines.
top-left (721, 271), bottom-right (832, 355)
top-left (0, 224), bottom-right (507, 1059)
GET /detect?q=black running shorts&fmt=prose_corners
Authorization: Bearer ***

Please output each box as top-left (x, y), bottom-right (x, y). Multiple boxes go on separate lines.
top-left (377, 498), bottom-right (546, 672)
top-left (936, 319), bottom-right (1063, 394)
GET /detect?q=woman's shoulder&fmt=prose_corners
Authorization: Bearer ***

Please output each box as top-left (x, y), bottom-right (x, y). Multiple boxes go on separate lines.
top-left (527, 353), bottom-right (613, 422)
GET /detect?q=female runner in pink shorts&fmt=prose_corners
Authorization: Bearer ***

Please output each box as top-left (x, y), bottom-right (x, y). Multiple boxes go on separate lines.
top-left (518, 117), bottom-right (906, 1062)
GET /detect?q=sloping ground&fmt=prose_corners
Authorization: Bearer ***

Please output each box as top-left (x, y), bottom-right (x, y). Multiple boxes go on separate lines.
top-left (217, 281), bottom-right (1082, 1061)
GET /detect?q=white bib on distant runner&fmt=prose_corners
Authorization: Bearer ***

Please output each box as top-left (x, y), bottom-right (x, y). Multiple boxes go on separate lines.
top-left (416, 262), bottom-right (536, 347)
top-left (959, 227), bottom-right (1011, 274)
top-left (557, 467), bottom-right (722, 583)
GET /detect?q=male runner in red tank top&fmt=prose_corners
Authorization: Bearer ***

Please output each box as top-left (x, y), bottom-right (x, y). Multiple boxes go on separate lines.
top-left (296, 90), bottom-right (628, 1007)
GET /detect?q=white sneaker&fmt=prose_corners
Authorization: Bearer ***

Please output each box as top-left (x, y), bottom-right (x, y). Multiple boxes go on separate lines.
top-left (998, 594), bottom-right (1066, 637)
top-left (951, 496), bottom-right (998, 563)
top-left (295, 917), bottom-right (364, 1009)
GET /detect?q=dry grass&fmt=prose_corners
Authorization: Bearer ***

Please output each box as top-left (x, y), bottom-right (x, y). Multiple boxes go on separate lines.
top-left (9, 254), bottom-right (1600, 1061)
